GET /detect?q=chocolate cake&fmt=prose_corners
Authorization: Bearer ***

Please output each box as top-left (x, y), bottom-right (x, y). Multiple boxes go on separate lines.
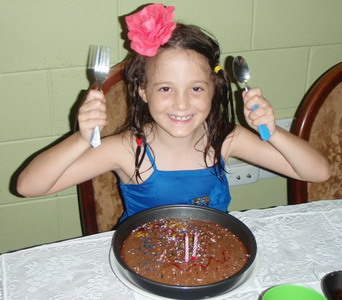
top-left (120, 218), bottom-right (249, 286)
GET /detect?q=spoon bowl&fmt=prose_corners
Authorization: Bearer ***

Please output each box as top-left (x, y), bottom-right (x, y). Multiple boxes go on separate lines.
top-left (232, 56), bottom-right (251, 90)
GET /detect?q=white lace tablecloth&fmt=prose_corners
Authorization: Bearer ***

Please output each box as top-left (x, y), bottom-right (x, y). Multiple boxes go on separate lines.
top-left (1, 200), bottom-right (341, 300)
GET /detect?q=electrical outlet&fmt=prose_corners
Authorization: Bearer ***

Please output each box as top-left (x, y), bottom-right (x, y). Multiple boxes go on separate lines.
top-left (225, 161), bottom-right (259, 186)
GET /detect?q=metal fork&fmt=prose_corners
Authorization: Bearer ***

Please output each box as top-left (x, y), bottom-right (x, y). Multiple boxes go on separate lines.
top-left (90, 45), bottom-right (110, 148)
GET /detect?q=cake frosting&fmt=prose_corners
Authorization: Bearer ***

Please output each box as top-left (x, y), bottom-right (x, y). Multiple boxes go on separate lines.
top-left (120, 218), bottom-right (249, 286)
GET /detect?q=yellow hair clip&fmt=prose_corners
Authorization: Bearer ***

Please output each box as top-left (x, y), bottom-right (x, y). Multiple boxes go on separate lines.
top-left (214, 65), bottom-right (223, 74)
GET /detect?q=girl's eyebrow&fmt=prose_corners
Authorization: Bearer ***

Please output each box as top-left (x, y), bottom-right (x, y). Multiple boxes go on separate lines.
top-left (191, 79), bottom-right (209, 84)
top-left (152, 80), bottom-right (210, 86)
top-left (191, 80), bottom-right (210, 85)
top-left (152, 81), bottom-right (173, 86)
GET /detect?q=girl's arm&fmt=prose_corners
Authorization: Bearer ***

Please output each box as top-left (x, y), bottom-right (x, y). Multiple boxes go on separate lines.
top-left (226, 88), bottom-right (331, 182)
top-left (16, 89), bottom-right (115, 197)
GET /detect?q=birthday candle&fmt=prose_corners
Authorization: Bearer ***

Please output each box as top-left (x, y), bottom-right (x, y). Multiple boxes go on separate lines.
top-left (191, 232), bottom-right (199, 260)
top-left (185, 233), bottom-right (189, 262)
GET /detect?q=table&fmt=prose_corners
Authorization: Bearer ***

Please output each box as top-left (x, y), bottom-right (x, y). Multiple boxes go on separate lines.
top-left (1, 200), bottom-right (341, 300)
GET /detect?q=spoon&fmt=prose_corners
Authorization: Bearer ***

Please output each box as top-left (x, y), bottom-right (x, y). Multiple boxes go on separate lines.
top-left (232, 56), bottom-right (271, 141)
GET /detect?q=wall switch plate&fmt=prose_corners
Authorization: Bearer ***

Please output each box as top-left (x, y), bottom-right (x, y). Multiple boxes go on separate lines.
top-left (225, 160), bottom-right (259, 186)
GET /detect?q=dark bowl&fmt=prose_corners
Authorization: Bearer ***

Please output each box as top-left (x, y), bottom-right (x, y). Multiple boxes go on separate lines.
top-left (112, 205), bottom-right (257, 299)
top-left (321, 270), bottom-right (342, 300)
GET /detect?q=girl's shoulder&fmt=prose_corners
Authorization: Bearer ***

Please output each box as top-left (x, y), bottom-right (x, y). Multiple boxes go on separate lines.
top-left (101, 130), bottom-right (146, 183)
top-left (221, 124), bottom-right (240, 159)
top-left (100, 130), bottom-right (137, 167)
top-left (222, 125), bottom-right (258, 160)
top-left (102, 130), bottom-right (136, 154)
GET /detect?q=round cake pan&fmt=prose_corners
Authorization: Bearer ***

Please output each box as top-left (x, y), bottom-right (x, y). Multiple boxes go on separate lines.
top-left (112, 205), bottom-right (257, 299)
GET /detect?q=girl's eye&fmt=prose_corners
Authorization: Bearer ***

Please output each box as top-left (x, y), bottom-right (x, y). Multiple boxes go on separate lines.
top-left (159, 87), bottom-right (171, 92)
top-left (192, 87), bottom-right (203, 92)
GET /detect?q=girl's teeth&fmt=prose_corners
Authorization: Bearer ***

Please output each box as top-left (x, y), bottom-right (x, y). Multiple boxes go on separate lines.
top-left (170, 115), bottom-right (191, 121)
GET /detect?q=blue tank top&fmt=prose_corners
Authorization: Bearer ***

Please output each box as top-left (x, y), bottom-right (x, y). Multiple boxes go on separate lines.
top-left (119, 146), bottom-right (231, 222)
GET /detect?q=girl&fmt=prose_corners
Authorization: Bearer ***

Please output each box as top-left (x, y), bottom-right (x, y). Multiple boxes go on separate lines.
top-left (17, 4), bottom-right (330, 222)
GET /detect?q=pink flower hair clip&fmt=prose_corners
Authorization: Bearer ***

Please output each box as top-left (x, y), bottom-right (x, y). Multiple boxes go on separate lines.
top-left (125, 3), bottom-right (176, 57)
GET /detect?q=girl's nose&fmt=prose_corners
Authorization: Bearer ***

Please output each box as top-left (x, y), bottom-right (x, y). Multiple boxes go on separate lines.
top-left (172, 92), bottom-right (190, 110)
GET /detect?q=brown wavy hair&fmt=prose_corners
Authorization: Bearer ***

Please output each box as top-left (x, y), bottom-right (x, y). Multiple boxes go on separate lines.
top-left (120, 23), bottom-right (235, 181)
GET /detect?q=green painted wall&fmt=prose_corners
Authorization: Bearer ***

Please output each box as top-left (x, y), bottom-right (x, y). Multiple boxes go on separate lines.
top-left (1, 0), bottom-right (341, 253)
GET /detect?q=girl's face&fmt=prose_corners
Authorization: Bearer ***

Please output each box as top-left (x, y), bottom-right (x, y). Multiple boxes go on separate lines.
top-left (139, 48), bottom-right (214, 140)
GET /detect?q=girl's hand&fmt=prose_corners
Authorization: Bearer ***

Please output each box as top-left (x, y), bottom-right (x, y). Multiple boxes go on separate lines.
top-left (242, 88), bottom-right (276, 137)
top-left (77, 90), bottom-right (107, 142)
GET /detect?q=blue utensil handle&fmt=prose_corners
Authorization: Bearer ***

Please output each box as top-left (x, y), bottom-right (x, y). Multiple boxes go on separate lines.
top-left (252, 105), bottom-right (271, 141)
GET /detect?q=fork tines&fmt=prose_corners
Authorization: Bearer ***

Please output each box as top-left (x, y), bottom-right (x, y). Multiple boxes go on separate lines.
top-left (94, 45), bottom-right (110, 76)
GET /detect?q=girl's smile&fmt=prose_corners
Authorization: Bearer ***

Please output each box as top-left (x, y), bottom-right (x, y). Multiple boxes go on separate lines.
top-left (168, 114), bottom-right (193, 122)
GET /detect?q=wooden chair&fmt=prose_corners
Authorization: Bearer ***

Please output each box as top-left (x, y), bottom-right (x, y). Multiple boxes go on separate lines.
top-left (288, 62), bottom-right (342, 204)
top-left (77, 62), bottom-right (127, 235)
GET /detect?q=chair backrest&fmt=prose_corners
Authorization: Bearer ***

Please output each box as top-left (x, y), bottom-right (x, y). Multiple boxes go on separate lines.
top-left (288, 63), bottom-right (342, 204)
top-left (78, 62), bottom-right (127, 235)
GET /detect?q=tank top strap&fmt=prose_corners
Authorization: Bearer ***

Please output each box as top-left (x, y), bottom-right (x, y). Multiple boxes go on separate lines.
top-left (145, 144), bottom-right (158, 171)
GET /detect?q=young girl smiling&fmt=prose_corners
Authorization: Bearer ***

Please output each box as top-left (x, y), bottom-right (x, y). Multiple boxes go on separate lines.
top-left (17, 4), bottom-right (330, 222)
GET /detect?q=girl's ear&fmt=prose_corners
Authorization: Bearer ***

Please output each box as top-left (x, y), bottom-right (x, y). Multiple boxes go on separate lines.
top-left (138, 87), bottom-right (148, 103)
